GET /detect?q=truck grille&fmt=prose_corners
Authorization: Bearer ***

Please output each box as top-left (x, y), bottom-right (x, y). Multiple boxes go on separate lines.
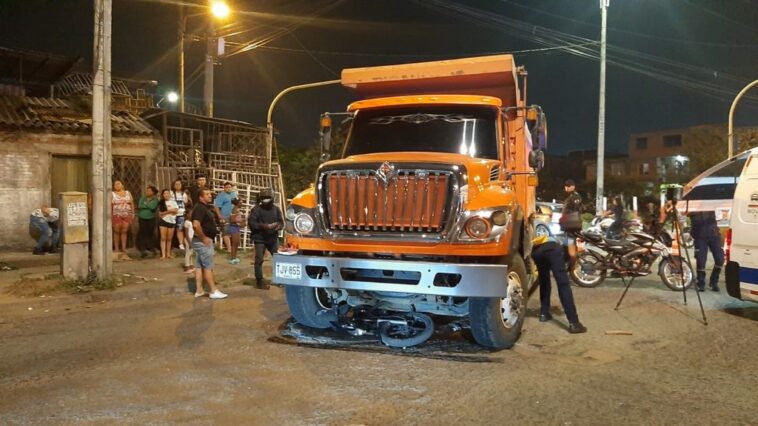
top-left (320, 169), bottom-right (456, 234)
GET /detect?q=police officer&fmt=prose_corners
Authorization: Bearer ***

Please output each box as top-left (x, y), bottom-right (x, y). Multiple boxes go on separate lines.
top-left (532, 235), bottom-right (587, 334)
top-left (248, 189), bottom-right (284, 289)
top-left (690, 211), bottom-right (724, 292)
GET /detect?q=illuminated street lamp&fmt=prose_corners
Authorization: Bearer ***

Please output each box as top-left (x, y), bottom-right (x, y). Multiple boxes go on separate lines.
top-left (157, 91), bottom-right (179, 108)
top-left (210, 1), bottom-right (231, 19)
top-left (178, 1), bottom-right (232, 114)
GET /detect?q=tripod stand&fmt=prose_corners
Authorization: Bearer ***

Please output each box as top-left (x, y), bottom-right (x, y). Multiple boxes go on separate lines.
top-left (613, 202), bottom-right (707, 325)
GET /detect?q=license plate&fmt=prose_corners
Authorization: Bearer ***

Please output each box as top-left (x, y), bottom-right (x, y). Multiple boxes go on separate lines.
top-left (276, 262), bottom-right (302, 280)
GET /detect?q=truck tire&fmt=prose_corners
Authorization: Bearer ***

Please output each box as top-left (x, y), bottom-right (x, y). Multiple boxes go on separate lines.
top-left (285, 286), bottom-right (338, 329)
top-left (469, 254), bottom-right (527, 349)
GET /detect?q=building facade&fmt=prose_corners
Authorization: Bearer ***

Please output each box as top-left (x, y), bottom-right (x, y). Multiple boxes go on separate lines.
top-left (0, 96), bottom-right (162, 249)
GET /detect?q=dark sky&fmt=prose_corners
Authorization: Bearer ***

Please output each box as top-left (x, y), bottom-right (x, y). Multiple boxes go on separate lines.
top-left (1, 0), bottom-right (757, 155)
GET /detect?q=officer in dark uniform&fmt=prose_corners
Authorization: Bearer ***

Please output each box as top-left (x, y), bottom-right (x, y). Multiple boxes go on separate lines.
top-left (532, 235), bottom-right (587, 334)
top-left (690, 211), bottom-right (724, 292)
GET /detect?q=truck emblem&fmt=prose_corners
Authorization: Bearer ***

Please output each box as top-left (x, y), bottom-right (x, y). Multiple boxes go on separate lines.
top-left (376, 161), bottom-right (395, 184)
top-left (751, 193), bottom-right (758, 202)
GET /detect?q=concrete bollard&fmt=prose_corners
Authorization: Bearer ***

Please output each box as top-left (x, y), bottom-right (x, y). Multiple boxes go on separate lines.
top-left (59, 192), bottom-right (89, 280)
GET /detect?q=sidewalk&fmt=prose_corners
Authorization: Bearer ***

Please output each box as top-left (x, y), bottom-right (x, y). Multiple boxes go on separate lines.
top-left (0, 248), bottom-right (267, 307)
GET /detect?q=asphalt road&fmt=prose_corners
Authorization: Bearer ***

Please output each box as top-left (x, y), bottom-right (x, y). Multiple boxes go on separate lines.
top-left (0, 275), bottom-right (756, 425)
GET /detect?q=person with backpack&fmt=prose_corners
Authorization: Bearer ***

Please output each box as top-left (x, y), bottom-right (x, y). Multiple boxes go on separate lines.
top-left (247, 189), bottom-right (283, 289)
top-left (560, 179), bottom-right (583, 262)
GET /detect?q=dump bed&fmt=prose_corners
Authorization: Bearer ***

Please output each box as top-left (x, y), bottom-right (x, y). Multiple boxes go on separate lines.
top-left (341, 54), bottom-right (520, 107)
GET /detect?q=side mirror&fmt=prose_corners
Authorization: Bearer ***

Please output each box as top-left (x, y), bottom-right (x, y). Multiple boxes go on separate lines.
top-left (534, 111), bottom-right (548, 151)
top-left (319, 114), bottom-right (332, 162)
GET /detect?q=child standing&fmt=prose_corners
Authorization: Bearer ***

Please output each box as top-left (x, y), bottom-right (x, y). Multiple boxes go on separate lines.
top-left (227, 198), bottom-right (242, 265)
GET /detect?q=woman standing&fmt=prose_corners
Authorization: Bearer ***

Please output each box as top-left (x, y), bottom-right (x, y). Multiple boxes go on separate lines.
top-left (158, 189), bottom-right (179, 259)
top-left (170, 179), bottom-right (190, 250)
top-left (111, 179), bottom-right (135, 261)
top-left (137, 185), bottom-right (160, 257)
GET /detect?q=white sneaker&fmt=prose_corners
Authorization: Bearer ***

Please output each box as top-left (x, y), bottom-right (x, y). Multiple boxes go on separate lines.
top-left (209, 290), bottom-right (228, 299)
top-left (179, 244), bottom-right (185, 250)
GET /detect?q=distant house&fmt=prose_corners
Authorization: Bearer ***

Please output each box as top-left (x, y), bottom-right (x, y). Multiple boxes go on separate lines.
top-left (0, 47), bottom-right (162, 249)
top-left (582, 124), bottom-right (758, 191)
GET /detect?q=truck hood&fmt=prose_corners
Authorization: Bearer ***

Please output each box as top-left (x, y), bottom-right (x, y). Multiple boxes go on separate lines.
top-left (323, 152), bottom-right (498, 179)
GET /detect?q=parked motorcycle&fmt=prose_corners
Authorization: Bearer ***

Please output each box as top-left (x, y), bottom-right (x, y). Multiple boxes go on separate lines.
top-left (570, 227), bottom-right (693, 291)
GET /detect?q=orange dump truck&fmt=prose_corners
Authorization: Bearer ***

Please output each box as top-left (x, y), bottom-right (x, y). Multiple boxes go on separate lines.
top-left (273, 55), bottom-right (548, 349)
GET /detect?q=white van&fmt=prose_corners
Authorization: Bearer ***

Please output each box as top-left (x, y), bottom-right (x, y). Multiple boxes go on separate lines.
top-left (725, 148), bottom-right (758, 303)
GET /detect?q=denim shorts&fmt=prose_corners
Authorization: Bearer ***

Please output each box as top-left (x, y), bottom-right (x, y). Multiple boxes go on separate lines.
top-left (192, 240), bottom-right (214, 269)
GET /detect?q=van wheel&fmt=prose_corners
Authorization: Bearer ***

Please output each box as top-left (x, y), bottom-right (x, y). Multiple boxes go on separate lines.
top-left (469, 254), bottom-right (527, 349)
top-left (285, 286), bottom-right (338, 329)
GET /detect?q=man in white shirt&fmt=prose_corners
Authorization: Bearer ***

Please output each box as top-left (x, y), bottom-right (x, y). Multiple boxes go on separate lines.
top-left (29, 206), bottom-right (60, 255)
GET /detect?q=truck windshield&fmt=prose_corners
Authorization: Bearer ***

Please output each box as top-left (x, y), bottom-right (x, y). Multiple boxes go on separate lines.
top-left (344, 105), bottom-right (499, 160)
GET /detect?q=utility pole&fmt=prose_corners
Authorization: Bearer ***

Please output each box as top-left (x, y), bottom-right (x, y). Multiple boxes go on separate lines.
top-left (178, 5), bottom-right (185, 113)
top-left (595, 0), bottom-right (609, 215)
top-left (203, 24), bottom-right (215, 117)
top-left (91, 0), bottom-right (113, 279)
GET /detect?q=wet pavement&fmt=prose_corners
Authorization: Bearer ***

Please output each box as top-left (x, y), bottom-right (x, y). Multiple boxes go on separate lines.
top-left (0, 251), bottom-right (756, 425)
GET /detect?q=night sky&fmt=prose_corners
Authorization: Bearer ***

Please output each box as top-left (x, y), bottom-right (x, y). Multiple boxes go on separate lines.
top-left (1, 0), bottom-right (757, 155)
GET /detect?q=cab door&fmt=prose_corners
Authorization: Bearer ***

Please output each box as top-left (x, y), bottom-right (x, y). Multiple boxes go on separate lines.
top-left (728, 153), bottom-right (758, 302)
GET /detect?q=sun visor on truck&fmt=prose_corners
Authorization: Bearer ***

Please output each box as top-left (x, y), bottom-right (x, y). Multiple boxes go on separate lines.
top-left (341, 54), bottom-right (520, 107)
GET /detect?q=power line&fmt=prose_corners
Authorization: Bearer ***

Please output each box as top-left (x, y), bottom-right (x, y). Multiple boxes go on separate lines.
top-left (250, 40), bottom-right (600, 59)
top-left (497, 0), bottom-right (758, 48)
top-left (420, 0), bottom-right (758, 105)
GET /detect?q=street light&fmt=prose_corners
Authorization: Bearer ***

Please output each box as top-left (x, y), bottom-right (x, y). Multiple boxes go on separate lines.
top-left (157, 91), bottom-right (179, 107)
top-left (210, 1), bottom-right (231, 19)
top-left (178, 1), bottom-right (231, 114)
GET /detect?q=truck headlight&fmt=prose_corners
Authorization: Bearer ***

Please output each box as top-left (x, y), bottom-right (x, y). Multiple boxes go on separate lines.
top-left (490, 210), bottom-right (509, 226)
top-left (294, 213), bottom-right (315, 234)
top-left (454, 207), bottom-right (510, 242)
top-left (286, 205), bottom-right (319, 237)
top-left (464, 216), bottom-right (491, 239)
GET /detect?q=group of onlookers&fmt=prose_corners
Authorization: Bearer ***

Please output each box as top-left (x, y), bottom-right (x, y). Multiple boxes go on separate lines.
top-left (28, 174), bottom-right (286, 300)
top-left (108, 176), bottom-right (232, 262)
top-left (105, 175), bottom-right (283, 299)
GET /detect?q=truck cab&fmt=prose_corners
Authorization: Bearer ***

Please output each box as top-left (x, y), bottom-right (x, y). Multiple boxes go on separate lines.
top-left (273, 55), bottom-right (547, 349)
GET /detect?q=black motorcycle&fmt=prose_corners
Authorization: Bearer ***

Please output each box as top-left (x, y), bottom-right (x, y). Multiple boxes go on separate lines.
top-left (570, 228), bottom-right (693, 291)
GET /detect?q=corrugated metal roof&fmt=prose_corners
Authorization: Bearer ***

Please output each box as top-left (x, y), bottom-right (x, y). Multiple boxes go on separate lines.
top-left (0, 96), bottom-right (157, 136)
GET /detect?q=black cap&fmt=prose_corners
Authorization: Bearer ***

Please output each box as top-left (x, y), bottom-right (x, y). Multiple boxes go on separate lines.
top-left (564, 179), bottom-right (575, 186)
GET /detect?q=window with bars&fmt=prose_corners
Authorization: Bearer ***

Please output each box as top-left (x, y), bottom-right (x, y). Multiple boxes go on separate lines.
top-left (113, 156), bottom-right (144, 199)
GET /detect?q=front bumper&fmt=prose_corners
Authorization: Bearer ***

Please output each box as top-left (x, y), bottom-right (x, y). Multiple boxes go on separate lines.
top-left (272, 254), bottom-right (508, 298)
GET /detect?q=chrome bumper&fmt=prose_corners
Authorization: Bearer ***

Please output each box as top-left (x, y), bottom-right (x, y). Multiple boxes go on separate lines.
top-left (272, 254), bottom-right (508, 298)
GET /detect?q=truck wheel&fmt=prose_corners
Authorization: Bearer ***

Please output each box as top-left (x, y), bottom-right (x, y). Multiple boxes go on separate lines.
top-left (469, 254), bottom-right (527, 349)
top-left (285, 286), bottom-right (338, 329)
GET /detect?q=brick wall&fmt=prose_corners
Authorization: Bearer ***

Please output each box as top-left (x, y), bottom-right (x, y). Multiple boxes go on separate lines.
top-left (0, 132), bottom-right (51, 249)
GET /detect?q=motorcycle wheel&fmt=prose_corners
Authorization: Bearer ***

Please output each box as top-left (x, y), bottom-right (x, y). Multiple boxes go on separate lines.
top-left (378, 313), bottom-right (435, 348)
top-left (659, 256), bottom-right (694, 291)
top-left (570, 252), bottom-right (607, 288)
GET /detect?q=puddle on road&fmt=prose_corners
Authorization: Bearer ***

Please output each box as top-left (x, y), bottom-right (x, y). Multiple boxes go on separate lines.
top-left (268, 319), bottom-right (504, 363)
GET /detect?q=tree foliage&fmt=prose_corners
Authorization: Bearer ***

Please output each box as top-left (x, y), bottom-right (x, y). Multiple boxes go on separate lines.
top-left (277, 143), bottom-right (322, 199)
top-left (683, 125), bottom-right (758, 177)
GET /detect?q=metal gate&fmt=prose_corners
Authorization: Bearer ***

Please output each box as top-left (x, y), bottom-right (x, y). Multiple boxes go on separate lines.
top-left (113, 156), bottom-right (144, 199)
